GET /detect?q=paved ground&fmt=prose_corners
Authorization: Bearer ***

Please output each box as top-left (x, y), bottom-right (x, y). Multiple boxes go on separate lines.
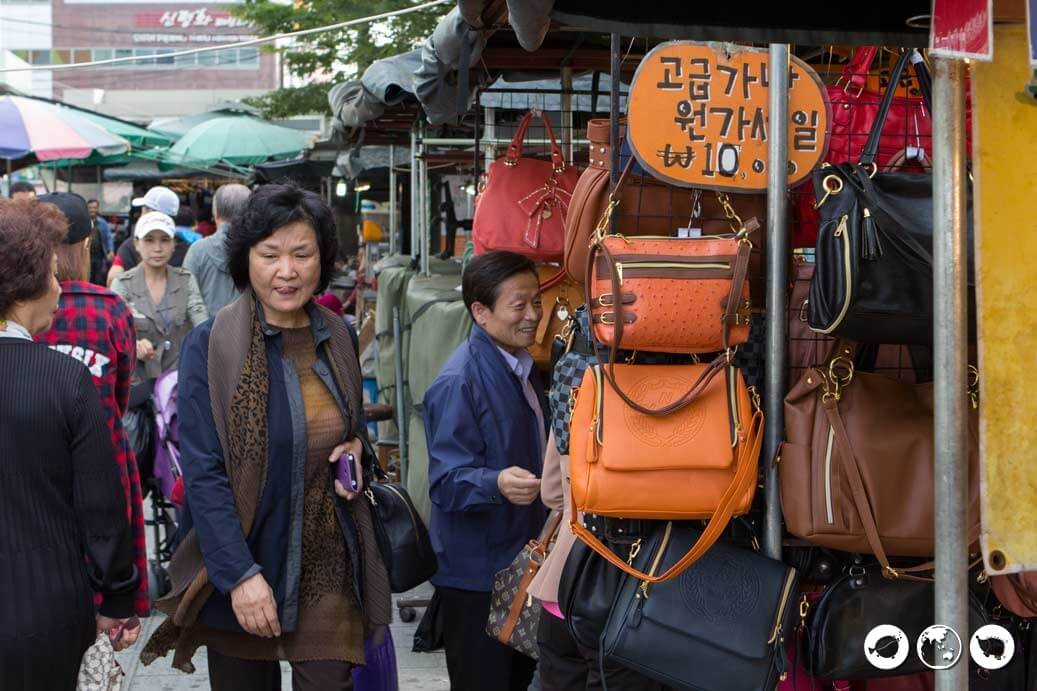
top-left (118, 583), bottom-right (449, 690)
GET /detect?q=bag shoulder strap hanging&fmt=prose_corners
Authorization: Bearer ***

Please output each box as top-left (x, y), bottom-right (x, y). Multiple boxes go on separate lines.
top-left (505, 110), bottom-right (567, 172)
top-left (569, 408), bottom-right (764, 583)
top-left (859, 50), bottom-right (927, 168)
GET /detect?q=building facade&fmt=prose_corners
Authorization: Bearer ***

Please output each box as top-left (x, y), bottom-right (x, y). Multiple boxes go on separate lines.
top-left (1, 0), bottom-right (278, 121)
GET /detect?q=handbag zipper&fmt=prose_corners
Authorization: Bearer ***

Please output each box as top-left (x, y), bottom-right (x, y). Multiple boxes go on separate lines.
top-left (616, 261), bottom-right (731, 284)
top-left (767, 568), bottom-right (798, 645)
top-left (813, 214), bottom-right (853, 334)
top-left (592, 365), bottom-right (604, 447)
top-left (637, 521), bottom-right (673, 600)
top-left (824, 426), bottom-right (835, 524)
top-left (727, 366), bottom-right (741, 448)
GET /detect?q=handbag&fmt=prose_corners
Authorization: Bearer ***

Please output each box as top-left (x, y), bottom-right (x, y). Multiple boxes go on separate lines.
top-left (792, 46), bottom-right (964, 249)
top-left (77, 633), bottom-right (124, 691)
top-left (601, 521), bottom-right (800, 691)
top-left (568, 362), bottom-right (763, 582)
top-left (806, 565), bottom-right (987, 681)
top-left (564, 119), bottom-right (767, 298)
top-left (472, 110), bottom-right (581, 262)
top-left (366, 465), bottom-right (438, 593)
top-left (587, 160), bottom-right (758, 355)
top-left (808, 51), bottom-right (975, 345)
top-left (990, 572), bottom-right (1037, 619)
top-left (528, 267), bottom-right (578, 370)
top-left (485, 511), bottom-right (563, 659)
top-left (352, 628), bottom-right (399, 691)
top-left (781, 341), bottom-right (981, 569)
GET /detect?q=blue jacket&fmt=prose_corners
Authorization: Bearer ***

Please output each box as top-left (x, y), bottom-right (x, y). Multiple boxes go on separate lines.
top-left (177, 302), bottom-right (369, 632)
top-left (423, 325), bottom-right (548, 592)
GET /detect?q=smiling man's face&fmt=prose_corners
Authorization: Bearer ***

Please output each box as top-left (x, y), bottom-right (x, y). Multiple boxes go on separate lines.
top-left (471, 270), bottom-right (543, 354)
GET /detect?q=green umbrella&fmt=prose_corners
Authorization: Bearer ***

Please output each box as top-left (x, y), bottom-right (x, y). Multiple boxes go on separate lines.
top-left (64, 108), bottom-right (172, 149)
top-left (147, 105), bottom-right (261, 141)
top-left (164, 116), bottom-right (315, 169)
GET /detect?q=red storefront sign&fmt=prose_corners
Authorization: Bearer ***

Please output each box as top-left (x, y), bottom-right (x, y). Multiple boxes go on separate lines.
top-left (930, 0), bottom-right (994, 61)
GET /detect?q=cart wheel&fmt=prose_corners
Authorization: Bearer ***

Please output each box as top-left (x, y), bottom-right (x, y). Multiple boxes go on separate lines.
top-left (149, 561), bottom-right (172, 600)
top-left (399, 607), bottom-right (417, 623)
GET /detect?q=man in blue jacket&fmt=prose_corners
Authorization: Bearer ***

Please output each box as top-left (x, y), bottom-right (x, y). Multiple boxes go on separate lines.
top-left (424, 251), bottom-right (548, 691)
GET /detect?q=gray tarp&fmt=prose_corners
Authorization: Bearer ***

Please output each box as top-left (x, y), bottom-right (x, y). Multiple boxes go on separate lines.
top-left (479, 73), bottom-right (628, 113)
top-left (458, 0), bottom-right (554, 51)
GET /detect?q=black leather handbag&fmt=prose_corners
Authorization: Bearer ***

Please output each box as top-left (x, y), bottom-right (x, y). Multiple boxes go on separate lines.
top-left (601, 521), bottom-right (800, 691)
top-left (806, 564), bottom-right (988, 681)
top-left (808, 50), bottom-right (975, 345)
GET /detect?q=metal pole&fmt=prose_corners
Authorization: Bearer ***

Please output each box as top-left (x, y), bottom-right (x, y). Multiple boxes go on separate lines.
top-left (392, 307), bottom-right (409, 483)
top-left (932, 56), bottom-right (969, 691)
top-left (423, 137), bottom-right (591, 147)
top-left (483, 107), bottom-right (496, 172)
top-left (410, 123), bottom-right (419, 259)
top-left (561, 66), bottom-right (574, 163)
top-left (419, 122), bottom-right (430, 276)
top-left (388, 144), bottom-right (398, 255)
top-left (763, 43), bottom-right (790, 561)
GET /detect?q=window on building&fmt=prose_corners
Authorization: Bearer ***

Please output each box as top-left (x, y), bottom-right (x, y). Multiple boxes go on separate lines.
top-left (30, 50), bottom-right (51, 65)
top-left (52, 50), bottom-right (72, 65)
top-left (73, 49), bottom-right (92, 64)
top-left (154, 49), bottom-right (174, 65)
top-left (174, 52), bottom-right (197, 66)
top-left (114, 48), bottom-right (133, 67)
top-left (238, 47), bottom-right (259, 66)
top-left (93, 48), bottom-right (113, 62)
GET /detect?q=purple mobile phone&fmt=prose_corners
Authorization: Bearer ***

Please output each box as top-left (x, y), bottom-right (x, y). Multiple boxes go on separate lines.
top-left (335, 452), bottom-right (359, 492)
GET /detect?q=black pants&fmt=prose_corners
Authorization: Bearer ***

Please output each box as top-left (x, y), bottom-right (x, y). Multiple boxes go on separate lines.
top-left (536, 608), bottom-right (670, 691)
top-left (437, 586), bottom-right (537, 691)
top-left (207, 649), bottom-right (353, 691)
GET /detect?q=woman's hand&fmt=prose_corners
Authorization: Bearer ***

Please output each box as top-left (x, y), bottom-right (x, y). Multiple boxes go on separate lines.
top-left (136, 338), bottom-right (156, 361)
top-left (96, 615), bottom-right (141, 652)
top-left (230, 572), bottom-right (281, 638)
top-left (329, 437), bottom-right (365, 500)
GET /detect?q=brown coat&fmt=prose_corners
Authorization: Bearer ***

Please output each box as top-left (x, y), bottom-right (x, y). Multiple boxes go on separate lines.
top-left (527, 432), bottom-right (578, 605)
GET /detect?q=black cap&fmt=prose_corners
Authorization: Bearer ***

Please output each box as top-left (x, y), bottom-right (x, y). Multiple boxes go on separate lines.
top-left (38, 192), bottom-right (92, 245)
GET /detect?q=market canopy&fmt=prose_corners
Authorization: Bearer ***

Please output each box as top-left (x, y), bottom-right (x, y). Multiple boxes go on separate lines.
top-left (0, 95), bottom-right (130, 162)
top-left (147, 104), bottom-right (262, 141)
top-left (162, 116), bottom-right (316, 170)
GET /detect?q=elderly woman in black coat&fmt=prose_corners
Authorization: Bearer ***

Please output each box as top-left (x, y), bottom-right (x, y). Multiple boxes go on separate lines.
top-left (0, 198), bottom-right (139, 689)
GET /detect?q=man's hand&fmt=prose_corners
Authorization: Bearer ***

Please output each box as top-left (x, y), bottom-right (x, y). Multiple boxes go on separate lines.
top-left (136, 338), bottom-right (156, 361)
top-left (329, 437), bottom-right (365, 500)
top-left (497, 467), bottom-right (541, 505)
top-left (230, 572), bottom-right (281, 638)
top-left (96, 615), bottom-right (141, 652)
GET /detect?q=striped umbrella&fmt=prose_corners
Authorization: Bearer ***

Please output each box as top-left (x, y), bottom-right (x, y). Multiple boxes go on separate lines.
top-left (0, 95), bottom-right (130, 162)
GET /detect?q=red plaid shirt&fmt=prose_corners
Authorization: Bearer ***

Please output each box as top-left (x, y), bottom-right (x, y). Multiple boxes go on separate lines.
top-left (36, 281), bottom-right (149, 616)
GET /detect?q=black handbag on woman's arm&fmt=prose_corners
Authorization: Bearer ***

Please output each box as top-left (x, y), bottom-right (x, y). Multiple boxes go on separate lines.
top-left (808, 50), bottom-right (976, 345)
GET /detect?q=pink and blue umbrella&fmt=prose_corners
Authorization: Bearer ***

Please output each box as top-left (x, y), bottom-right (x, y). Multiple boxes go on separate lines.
top-left (0, 95), bottom-right (130, 162)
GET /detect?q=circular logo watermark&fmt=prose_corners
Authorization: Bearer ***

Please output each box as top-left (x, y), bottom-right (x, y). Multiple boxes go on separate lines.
top-left (917, 625), bottom-right (964, 670)
top-left (970, 624), bottom-right (1016, 670)
top-left (864, 625), bottom-right (911, 671)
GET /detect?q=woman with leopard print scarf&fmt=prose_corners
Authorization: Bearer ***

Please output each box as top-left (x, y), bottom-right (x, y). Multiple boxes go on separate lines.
top-left (140, 183), bottom-right (392, 690)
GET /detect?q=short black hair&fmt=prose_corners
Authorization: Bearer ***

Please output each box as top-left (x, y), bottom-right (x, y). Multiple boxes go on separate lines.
top-left (226, 181), bottom-right (338, 293)
top-left (462, 251), bottom-right (538, 314)
top-left (174, 206), bottom-right (196, 228)
top-left (86, 199), bottom-right (99, 205)
top-left (9, 181), bottom-right (35, 197)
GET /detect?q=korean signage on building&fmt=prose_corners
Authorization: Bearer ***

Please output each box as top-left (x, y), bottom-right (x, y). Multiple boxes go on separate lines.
top-left (626, 42), bottom-right (830, 193)
top-left (131, 7), bottom-right (256, 43)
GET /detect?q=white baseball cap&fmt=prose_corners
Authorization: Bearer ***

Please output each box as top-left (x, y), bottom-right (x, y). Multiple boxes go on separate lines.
top-left (131, 186), bottom-right (180, 217)
top-left (135, 211), bottom-right (176, 239)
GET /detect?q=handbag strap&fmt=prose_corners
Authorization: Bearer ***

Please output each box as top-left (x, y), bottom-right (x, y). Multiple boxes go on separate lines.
top-left (839, 164), bottom-right (935, 265)
top-left (569, 408), bottom-right (763, 584)
top-left (839, 46), bottom-right (880, 93)
top-left (859, 50), bottom-right (914, 167)
top-left (505, 110), bottom-right (566, 170)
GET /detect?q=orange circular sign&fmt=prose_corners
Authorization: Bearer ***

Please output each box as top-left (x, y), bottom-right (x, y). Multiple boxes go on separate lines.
top-left (627, 42), bottom-right (831, 192)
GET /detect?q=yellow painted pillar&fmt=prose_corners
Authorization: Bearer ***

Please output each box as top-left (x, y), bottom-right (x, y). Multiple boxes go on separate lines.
top-left (972, 25), bottom-right (1037, 573)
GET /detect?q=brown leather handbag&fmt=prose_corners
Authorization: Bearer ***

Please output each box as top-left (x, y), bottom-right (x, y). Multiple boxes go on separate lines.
top-left (563, 119), bottom-right (767, 300)
top-left (781, 342), bottom-right (981, 577)
top-left (567, 362), bottom-right (764, 582)
top-left (527, 266), bottom-right (577, 370)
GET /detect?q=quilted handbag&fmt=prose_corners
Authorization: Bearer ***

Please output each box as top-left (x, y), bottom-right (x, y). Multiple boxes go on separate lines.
top-left (472, 110), bottom-right (581, 261)
top-left (485, 512), bottom-right (563, 659)
top-left (568, 362), bottom-right (763, 582)
top-left (601, 521), bottom-right (800, 691)
top-left (808, 50), bottom-right (975, 345)
top-left (563, 119), bottom-right (768, 300)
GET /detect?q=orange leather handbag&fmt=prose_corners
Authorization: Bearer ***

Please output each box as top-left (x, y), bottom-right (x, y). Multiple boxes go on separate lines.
top-left (568, 363), bottom-right (764, 582)
top-left (586, 161), bottom-right (757, 357)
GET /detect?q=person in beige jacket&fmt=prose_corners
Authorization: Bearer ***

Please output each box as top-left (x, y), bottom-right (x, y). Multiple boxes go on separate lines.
top-left (528, 432), bottom-right (668, 691)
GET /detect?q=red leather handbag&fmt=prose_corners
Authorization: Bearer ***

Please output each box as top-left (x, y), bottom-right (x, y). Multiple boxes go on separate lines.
top-left (472, 110), bottom-right (581, 262)
top-left (793, 48), bottom-right (971, 248)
